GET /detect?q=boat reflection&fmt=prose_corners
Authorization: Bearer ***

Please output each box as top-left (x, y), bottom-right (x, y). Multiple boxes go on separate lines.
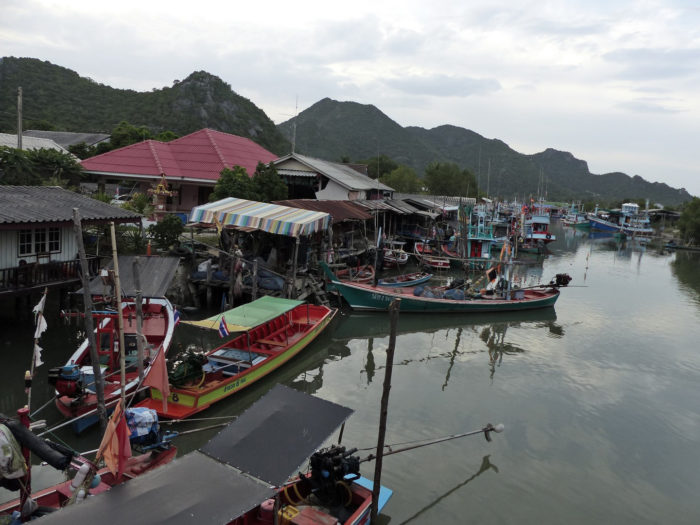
top-left (670, 251), bottom-right (700, 307)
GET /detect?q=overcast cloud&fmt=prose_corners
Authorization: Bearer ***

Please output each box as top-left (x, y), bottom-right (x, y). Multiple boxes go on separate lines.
top-left (2, 0), bottom-right (699, 196)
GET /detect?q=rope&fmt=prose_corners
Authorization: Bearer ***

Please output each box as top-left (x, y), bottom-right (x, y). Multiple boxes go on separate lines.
top-left (29, 396), bottom-right (57, 419)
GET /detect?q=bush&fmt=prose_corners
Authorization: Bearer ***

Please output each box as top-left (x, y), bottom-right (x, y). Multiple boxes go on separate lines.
top-left (148, 214), bottom-right (184, 249)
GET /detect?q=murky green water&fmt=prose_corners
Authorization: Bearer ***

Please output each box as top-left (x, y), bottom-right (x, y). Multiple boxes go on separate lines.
top-left (3, 222), bottom-right (700, 524)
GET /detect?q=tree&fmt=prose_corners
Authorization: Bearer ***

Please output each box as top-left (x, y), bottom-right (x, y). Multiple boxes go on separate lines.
top-left (424, 162), bottom-right (478, 197)
top-left (677, 197), bottom-right (700, 244)
top-left (210, 166), bottom-right (257, 201)
top-left (110, 121), bottom-right (153, 149)
top-left (148, 213), bottom-right (184, 248)
top-left (0, 146), bottom-right (38, 185)
top-left (155, 130), bottom-right (179, 142)
top-left (123, 192), bottom-right (153, 215)
top-left (68, 142), bottom-right (97, 159)
top-left (252, 162), bottom-right (287, 202)
top-left (27, 148), bottom-right (84, 188)
top-left (359, 155), bottom-right (398, 179)
top-left (380, 165), bottom-right (423, 193)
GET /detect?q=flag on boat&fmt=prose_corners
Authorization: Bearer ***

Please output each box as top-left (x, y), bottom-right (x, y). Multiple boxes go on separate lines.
top-left (173, 309), bottom-right (181, 326)
top-left (96, 399), bottom-right (132, 479)
top-left (218, 316), bottom-right (229, 338)
top-left (33, 343), bottom-right (43, 367)
top-left (33, 294), bottom-right (47, 339)
top-left (143, 347), bottom-right (170, 412)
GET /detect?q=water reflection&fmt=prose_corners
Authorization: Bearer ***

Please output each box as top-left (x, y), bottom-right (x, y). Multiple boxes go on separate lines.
top-left (398, 455), bottom-right (500, 525)
top-left (670, 251), bottom-right (700, 306)
top-left (333, 309), bottom-right (563, 385)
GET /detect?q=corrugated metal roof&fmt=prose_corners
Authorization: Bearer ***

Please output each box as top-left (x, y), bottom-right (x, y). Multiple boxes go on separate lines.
top-left (80, 256), bottom-right (180, 298)
top-left (23, 130), bottom-right (110, 148)
top-left (353, 199), bottom-right (398, 212)
top-left (277, 168), bottom-right (316, 178)
top-left (0, 133), bottom-right (71, 154)
top-left (384, 199), bottom-right (421, 214)
top-left (81, 129), bottom-right (278, 182)
top-left (273, 199), bottom-right (372, 222)
top-left (275, 154), bottom-right (394, 192)
top-left (0, 186), bottom-right (142, 225)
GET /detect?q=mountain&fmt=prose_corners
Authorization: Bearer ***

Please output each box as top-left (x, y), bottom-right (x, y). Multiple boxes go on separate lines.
top-left (0, 57), bottom-right (290, 154)
top-left (278, 98), bottom-right (693, 206)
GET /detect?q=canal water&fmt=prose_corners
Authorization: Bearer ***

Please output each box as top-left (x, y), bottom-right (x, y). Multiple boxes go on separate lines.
top-left (2, 221), bottom-right (700, 524)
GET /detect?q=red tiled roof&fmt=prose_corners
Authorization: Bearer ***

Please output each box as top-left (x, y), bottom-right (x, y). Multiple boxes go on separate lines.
top-left (81, 129), bottom-right (278, 182)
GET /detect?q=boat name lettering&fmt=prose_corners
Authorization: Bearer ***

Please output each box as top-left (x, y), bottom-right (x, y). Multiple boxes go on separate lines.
top-left (224, 377), bottom-right (247, 393)
top-left (370, 293), bottom-right (392, 302)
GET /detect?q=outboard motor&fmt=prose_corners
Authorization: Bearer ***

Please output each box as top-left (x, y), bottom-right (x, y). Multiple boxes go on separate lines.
top-left (47, 364), bottom-right (83, 397)
top-left (305, 445), bottom-right (361, 507)
top-left (553, 273), bottom-right (573, 287)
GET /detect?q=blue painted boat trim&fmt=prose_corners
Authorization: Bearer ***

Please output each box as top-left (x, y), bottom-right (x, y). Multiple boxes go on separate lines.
top-left (348, 475), bottom-right (393, 512)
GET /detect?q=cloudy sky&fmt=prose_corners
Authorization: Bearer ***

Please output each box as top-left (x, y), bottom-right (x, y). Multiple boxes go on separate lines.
top-left (3, 0), bottom-right (699, 196)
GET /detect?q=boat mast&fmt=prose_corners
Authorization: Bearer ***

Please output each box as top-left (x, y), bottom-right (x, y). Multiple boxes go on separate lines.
top-left (110, 222), bottom-right (127, 408)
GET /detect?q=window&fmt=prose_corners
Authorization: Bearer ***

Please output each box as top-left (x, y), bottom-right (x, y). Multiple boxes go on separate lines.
top-left (34, 229), bottom-right (47, 253)
top-left (48, 228), bottom-right (60, 252)
top-left (19, 230), bottom-right (33, 256)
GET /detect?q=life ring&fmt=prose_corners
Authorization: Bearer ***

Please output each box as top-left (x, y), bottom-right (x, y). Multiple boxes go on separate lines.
top-left (521, 205), bottom-right (528, 213)
top-left (546, 234), bottom-right (551, 240)
top-left (518, 236), bottom-right (524, 244)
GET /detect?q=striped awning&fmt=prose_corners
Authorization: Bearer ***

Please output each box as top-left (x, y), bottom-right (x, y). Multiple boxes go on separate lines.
top-left (189, 197), bottom-right (331, 237)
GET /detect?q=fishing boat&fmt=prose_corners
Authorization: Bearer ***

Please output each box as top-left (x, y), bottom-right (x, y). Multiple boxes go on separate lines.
top-left (322, 263), bottom-right (570, 313)
top-left (413, 241), bottom-right (450, 270)
top-left (335, 264), bottom-right (376, 284)
top-left (50, 297), bottom-right (176, 433)
top-left (0, 404), bottom-right (176, 521)
top-left (33, 385), bottom-right (393, 525)
top-left (588, 203), bottom-right (653, 236)
top-left (377, 271), bottom-right (433, 288)
top-left (522, 202), bottom-right (556, 244)
top-left (136, 297), bottom-right (336, 419)
top-left (383, 240), bottom-right (409, 268)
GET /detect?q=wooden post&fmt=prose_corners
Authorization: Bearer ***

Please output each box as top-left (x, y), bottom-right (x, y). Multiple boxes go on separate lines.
top-left (73, 209), bottom-right (107, 430)
top-left (289, 237), bottom-right (300, 299)
top-left (133, 257), bottom-right (145, 384)
top-left (370, 298), bottom-right (400, 524)
top-left (109, 222), bottom-right (127, 408)
top-left (252, 259), bottom-right (258, 300)
top-left (228, 250), bottom-right (235, 309)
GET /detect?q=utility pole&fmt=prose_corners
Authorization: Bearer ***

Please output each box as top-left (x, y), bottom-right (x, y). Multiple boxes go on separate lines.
top-left (17, 87), bottom-right (23, 150)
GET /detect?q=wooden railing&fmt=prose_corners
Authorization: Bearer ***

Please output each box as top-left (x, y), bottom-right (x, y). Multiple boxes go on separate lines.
top-left (0, 257), bottom-right (100, 291)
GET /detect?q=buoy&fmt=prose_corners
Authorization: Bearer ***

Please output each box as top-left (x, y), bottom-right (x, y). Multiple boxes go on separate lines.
top-left (70, 464), bottom-right (90, 492)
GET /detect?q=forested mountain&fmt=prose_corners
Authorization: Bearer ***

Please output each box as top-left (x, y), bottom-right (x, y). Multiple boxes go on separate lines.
top-left (0, 57), bottom-right (290, 154)
top-left (279, 98), bottom-right (693, 206)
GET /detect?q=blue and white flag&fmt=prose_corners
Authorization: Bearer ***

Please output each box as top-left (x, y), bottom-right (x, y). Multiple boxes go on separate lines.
top-left (218, 316), bottom-right (229, 338)
top-left (173, 309), bottom-right (181, 326)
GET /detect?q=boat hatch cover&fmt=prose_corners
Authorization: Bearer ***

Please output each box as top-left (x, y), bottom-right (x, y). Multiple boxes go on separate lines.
top-left (36, 385), bottom-right (353, 524)
top-left (200, 384), bottom-right (354, 486)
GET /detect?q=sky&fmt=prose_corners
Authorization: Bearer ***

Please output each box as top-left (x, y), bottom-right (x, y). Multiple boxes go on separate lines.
top-left (2, 0), bottom-right (699, 197)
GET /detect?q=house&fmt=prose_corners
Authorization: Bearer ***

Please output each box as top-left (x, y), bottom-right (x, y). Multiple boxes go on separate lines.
top-left (81, 129), bottom-right (279, 217)
top-left (0, 186), bottom-right (141, 297)
top-left (273, 153), bottom-right (394, 201)
top-left (23, 130), bottom-right (110, 149)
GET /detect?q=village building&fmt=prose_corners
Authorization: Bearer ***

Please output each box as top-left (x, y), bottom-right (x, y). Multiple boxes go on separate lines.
top-left (273, 153), bottom-right (394, 201)
top-left (0, 133), bottom-right (73, 155)
top-left (0, 186), bottom-right (141, 300)
top-left (22, 130), bottom-right (110, 150)
top-left (80, 129), bottom-right (278, 219)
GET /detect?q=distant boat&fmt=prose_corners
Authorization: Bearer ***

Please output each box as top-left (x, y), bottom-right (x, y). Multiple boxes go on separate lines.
top-left (383, 240), bottom-right (409, 268)
top-left (335, 263), bottom-right (376, 284)
top-left (322, 263), bottom-right (569, 313)
top-left (136, 298), bottom-right (336, 419)
top-left (377, 271), bottom-right (433, 288)
top-left (50, 297), bottom-right (176, 433)
top-left (414, 241), bottom-right (450, 270)
top-left (589, 203), bottom-right (653, 236)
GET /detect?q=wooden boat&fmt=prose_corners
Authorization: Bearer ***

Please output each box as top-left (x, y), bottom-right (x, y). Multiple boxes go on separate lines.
top-left (322, 263), bottom-right (569, 313)
top-left (0, 406), bottom-right (176, 520)
top-left (136, 300), bottom-right (337, 419)
top-left (377, 271), bottom-right (433, 288)
top-left (413, 241), bottom-right (450, 270)
top-left (50, 297), bottom-right (175, 433)
top-left (33, 385), bottom-right (392, 525)
top-left (335, 263), bottom-right (375, 284)
top-left (383, 240), bottom-right (409, 268)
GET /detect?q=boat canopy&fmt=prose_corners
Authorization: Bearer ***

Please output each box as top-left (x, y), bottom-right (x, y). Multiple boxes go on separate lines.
top-left (189, 197), bottom-right (331, 237)
top-left (37, 385), bottom-right (353, 525)
top-left (182, 296), bottom-right (303, 331)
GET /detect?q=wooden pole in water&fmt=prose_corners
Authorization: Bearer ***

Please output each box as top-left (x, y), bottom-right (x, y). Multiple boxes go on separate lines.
top-left (73, 209), bottom-right (107, 430)
top-left (370, 297), bottom-right (400, 524)
top-left (110, 222), bottom-right (127, 408)
top-left (133, 257), bottom-right (145, 384)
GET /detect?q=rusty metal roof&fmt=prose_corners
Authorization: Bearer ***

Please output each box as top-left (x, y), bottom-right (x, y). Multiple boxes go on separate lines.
top-left (80, 255), bottom-right (181, 298)
top-left (273, 199), bottom-right (372, 222)
top-left (0, 186), bottom-right (142, 226)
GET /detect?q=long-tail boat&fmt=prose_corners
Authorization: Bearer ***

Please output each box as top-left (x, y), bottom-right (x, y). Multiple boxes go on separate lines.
top-left (377, 271), bottom-right (433, 288)
top-left (50, 297), bottom-right (176, 433)
top-left (135, 297), bottom-right (336, 419)
top-left (322, 262), bottom-right (570, 313)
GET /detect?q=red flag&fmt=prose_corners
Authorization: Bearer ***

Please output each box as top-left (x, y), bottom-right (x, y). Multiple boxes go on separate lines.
top-left (144, 347), bottom-right (170, 412)
top-left (96, 400), bottom-right (132, 479)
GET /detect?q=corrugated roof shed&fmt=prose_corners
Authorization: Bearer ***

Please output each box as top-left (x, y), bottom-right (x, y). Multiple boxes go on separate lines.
top-left (81, 129), bottom-right (278, 183)
top-left (273, 199), bottom-right (372, 222)
top-left (23, 130), bottom-right (110, 148)
top-left (275, 154), bottom-right (394, 192)
top-left (0, 133), bottom-right (71, 154)
top-left (0, 186), bottom-right (141, 226)
top-left (353, 199), bottom-right (400, 212)
top-left (80, 256), bottom-right (180, 298)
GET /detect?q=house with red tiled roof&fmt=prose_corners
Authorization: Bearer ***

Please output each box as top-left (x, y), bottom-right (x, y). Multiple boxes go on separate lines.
top-left (81, 129), bottom-right (278, 216)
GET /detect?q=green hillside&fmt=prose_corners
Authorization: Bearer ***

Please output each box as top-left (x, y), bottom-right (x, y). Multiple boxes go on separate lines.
top-left (0, 57), bottom-right (290, 154)
top-left (279, 99), bottom-right (693, 206)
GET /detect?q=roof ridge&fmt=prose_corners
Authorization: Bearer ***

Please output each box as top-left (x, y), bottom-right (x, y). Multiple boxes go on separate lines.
top-left (204, 129), bottom-right (228, 167)
top-left (147, 140), bottom-right (165, 174)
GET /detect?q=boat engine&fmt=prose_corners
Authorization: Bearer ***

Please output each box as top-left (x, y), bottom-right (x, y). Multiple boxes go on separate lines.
top-left (305, 445), bottom-right (361, 507)
top-left (47, 364), bottom-right (84, 397)
top-left (553, 273), bottom-right (573, 287)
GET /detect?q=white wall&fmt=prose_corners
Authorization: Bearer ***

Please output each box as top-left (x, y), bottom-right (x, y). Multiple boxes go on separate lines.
top-left (0, 225), bottom-right (77, 270)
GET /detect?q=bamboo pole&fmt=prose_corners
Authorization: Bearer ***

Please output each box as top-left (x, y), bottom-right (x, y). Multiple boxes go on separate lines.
top-left (370, 297), bottom-right (400, 524)
top-left (133, 257), bottom-right (145, 384)
top-left (73, 209), bottom-right (107, 431)
top-left (109, 222), bottom-right (127, 408)
top-left (27, 287), bottom-right (48, 412)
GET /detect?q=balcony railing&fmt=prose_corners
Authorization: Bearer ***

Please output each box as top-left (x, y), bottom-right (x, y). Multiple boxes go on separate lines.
top-left (0, 257), bottom-right (100, 292)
